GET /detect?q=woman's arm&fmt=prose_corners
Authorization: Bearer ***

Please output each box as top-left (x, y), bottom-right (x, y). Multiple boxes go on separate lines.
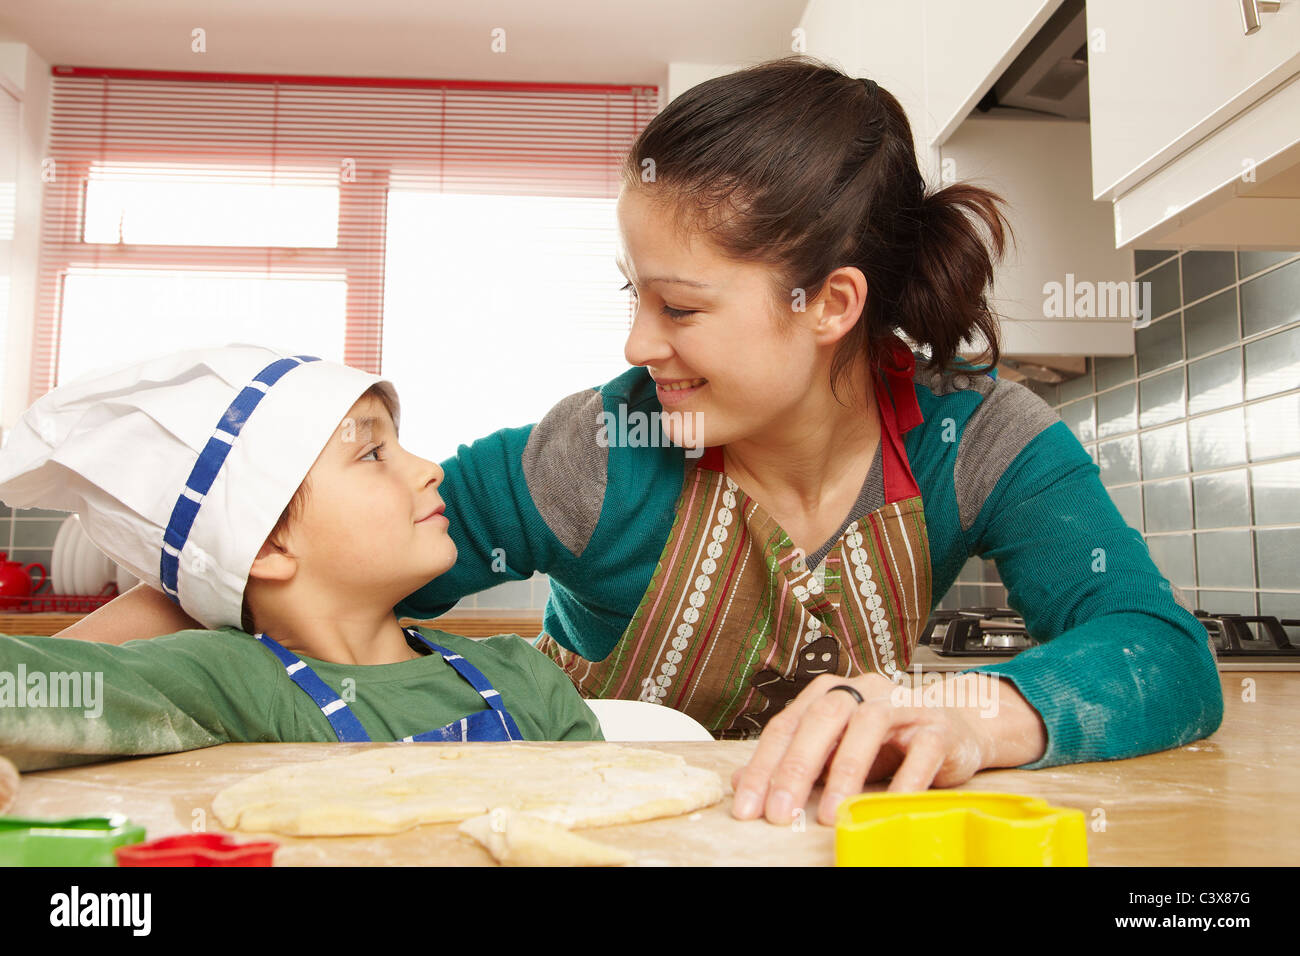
top-left (54, 581), bottom-right (202, 644)
top-left (396, 423), bottom-right (555, 621)
top-left (730, 372), bottom-right (1222, 824)
top-left (957, 672), bottom-right (1047, 768)
top-left (958, 416), bottom-right (1223, 769)
top-left (395, 376), bottom-right (648, 624)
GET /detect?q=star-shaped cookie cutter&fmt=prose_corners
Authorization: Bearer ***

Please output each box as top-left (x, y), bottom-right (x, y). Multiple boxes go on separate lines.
top-left (114, 833), bottom-right (278, 867)
top-left (835, 791), bottom-right (1088, 866)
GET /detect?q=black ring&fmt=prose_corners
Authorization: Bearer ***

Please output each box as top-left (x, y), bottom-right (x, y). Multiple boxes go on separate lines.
top-left (827, 684), bottom-right (864, 705)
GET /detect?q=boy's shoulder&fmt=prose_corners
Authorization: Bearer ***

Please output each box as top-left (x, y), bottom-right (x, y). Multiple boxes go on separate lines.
top-left (128, 626), bottom-right (291, 680)
top-left (136, 625), bottom-right (275, 655)
top-left (409, 627), bottom-right (603, 742)
top-left (144, 626), bottom-right (546, 675)
top-left (410, 628), bottom-right (545, 668)
top-left (410, 628), bottom-right (576, 696)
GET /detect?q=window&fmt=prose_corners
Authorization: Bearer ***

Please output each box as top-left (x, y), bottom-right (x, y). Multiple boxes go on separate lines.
top-left (34, 69), bottom-right (657, 450)
top-left (382, 191), bottom-right (632, 461)
top-left (82, 163), bottom-right (340, 247)
top-left (55, 159), bottom-right (350, 383)
top-left (58, 268), bottom-right (348, 384)
top-left (0, 84), bottom-right (18, 408)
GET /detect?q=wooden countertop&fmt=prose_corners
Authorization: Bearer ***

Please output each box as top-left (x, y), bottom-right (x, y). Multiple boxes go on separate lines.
top-left (8, 673), bottom-right (1297, 866)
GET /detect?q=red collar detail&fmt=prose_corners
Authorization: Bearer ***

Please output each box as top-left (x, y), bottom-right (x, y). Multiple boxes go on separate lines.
top-left (873, 335), bottom-right (923, 435)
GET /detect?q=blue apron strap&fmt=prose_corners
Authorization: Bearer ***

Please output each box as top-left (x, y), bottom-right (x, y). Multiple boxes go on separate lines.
top-left (400, 710), bottom-right (514, 743)
top-left (255, 632), bottom-right (371, 742)
top-left (404, 628), bottom-right (525, 741)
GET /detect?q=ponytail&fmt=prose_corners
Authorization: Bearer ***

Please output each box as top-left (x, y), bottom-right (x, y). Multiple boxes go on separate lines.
top-left (622, 55), bottom-right (1014, 399)
top-left (897, 183), bottom-right (1009, 374)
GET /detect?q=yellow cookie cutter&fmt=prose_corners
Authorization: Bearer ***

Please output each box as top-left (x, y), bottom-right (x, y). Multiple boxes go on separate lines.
top-left (835, 791), bottom-right (1088, 866)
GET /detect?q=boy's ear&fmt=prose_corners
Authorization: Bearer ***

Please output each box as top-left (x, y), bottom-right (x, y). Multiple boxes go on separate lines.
top-left (247, 537), bottom-right (296, 582)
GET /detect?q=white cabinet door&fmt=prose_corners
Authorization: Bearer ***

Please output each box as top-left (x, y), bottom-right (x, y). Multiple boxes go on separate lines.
top-left (1088, 0), bottom-right (1300, 200)
top-left (940, 115), bottom-right (1135, 356)
top-left (924, 0), bottom-right (1064, 146)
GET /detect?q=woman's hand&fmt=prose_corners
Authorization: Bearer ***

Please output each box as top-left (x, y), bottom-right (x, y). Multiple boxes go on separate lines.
top-left (729, 670), bottom-right (1017, 827)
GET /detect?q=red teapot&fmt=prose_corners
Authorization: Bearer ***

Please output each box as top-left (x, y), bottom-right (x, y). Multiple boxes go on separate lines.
top-left (0, 551), bottom-right (47, 609)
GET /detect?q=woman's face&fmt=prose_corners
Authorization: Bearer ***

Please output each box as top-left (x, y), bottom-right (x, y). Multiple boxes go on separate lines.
top-left (617, 186), bottom-right (828, 449)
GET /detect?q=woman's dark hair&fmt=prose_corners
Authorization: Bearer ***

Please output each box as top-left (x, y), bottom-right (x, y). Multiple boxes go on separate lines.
top-left (621, 55), bottom-right (1011, 400)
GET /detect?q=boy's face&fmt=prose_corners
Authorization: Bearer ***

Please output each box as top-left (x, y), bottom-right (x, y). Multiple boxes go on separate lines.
top-left (279, 392), bottom-right (454, 602)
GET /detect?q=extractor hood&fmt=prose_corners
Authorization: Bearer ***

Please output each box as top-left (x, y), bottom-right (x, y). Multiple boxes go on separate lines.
top-left (979, 0), bottom-right (1089, 121)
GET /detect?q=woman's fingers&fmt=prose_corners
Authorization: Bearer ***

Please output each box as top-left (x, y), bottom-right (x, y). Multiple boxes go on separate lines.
top-left (730, 707), bottom-right (799, 819)
top-left (864, 742), bottom-right (905, 782)
top-left (730, 673), bottom-right (991, 826)
top-left (816, 702), bottom-right (898, 825)
top-left (884, 724), bottom-right (950, 793)
top-left (758, 685), bottom-right (865, 825)
top-left (730, 674), bottom-right (846, 819)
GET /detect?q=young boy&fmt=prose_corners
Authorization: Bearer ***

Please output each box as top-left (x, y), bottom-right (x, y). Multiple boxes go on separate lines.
top-left (0, 344), bottom-right (602, 772)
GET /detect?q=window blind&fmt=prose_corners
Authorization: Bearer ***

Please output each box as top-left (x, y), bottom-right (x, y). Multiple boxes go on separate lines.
top-left (33, 67), bottom-right (657, 403)
top-left (1, 85), bottom-right (18, 409)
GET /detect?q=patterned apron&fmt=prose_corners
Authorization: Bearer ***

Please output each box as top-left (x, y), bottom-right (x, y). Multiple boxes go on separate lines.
top-left (537, 336), bottom-right (933, 739)
top-left (257, 626), bottom-right (524, 741)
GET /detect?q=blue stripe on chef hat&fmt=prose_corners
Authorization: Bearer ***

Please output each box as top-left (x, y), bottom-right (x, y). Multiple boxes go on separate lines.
top-left (159, 354), bottom-right (321, 605)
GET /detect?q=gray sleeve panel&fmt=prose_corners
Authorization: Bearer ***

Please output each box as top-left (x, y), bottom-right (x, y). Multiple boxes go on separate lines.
top-left (521, 387), bottom-right (609, 559)
top-left (948, 375), bottom-right (1063, 534)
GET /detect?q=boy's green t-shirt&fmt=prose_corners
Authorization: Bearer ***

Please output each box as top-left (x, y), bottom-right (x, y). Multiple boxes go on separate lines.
top-left (0, 625), bottom-right (603, 771)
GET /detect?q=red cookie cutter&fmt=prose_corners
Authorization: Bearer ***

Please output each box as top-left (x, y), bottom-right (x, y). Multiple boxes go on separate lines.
top-left (114, 833), bottom-right (278, 867)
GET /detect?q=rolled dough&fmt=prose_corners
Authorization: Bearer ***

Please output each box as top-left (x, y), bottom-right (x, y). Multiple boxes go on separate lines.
top-left (212, 743), bottom-right (724, 837)
top-left (458, 809), bottom-right (634, 866)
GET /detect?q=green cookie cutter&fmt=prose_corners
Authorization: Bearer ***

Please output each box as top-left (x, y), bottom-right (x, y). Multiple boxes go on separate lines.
top-left (0, 814), bottom-right (147, 867)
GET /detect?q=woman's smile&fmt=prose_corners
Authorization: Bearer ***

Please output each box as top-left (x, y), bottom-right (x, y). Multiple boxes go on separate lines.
top-left (655, 377), bottom-right (708, 405)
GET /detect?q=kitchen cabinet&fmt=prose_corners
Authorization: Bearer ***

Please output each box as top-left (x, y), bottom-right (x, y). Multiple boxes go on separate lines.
top-left (803, 0), bottom-right (1123, 360)
top-left (1087, 0), bottom-right (1300, 200)
top-left (939, 114), bottom-right (1134, 356)
top-left (923, 0), bottom-right (1065, 147)
top-left (770, 0), bottom-right (1300, 354)
top-left (801, 0), bottom-right (1070, 194)
top-left (1087, 0), bottom-right (1300, 247)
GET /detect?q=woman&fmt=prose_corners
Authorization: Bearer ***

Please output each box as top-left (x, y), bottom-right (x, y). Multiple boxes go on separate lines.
top-left (68, 57), bottom-right (1222, 826)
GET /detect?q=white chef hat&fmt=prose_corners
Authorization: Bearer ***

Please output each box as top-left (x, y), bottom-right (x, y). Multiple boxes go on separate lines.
top-left (0, 343), bottom-right (400, 630)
